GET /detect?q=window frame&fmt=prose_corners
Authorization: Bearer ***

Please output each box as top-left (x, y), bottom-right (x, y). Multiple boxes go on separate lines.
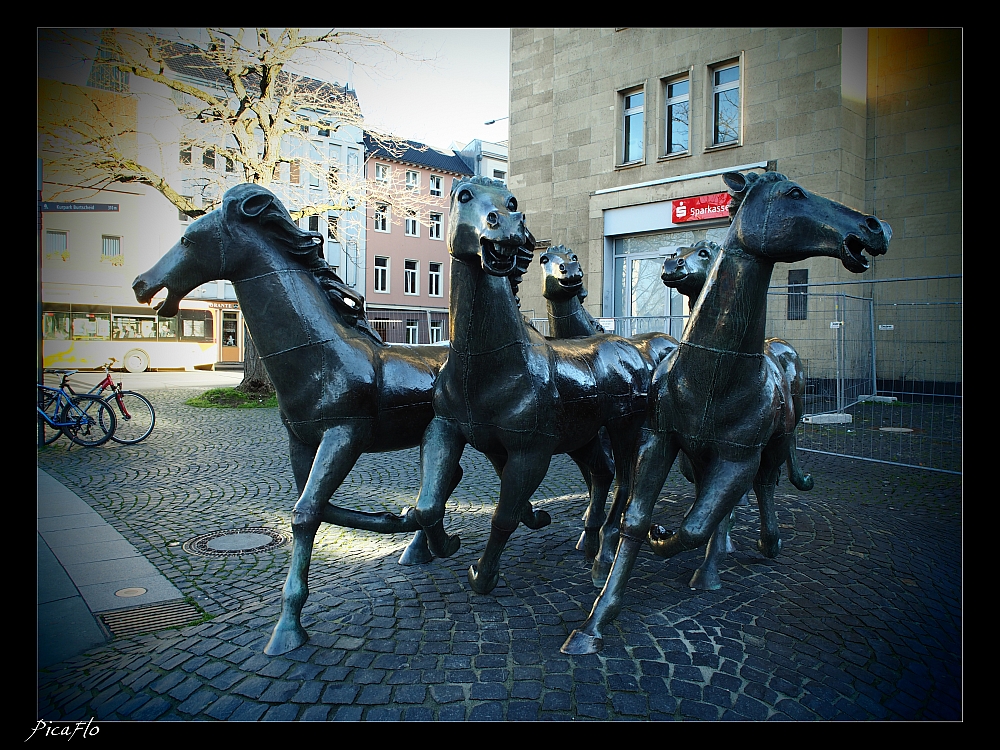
top-left (428, 261), bottom-right (443, 297)
top-left (620, 85), bottom-right (646, 166)
top-left (203, 146), bottom-right (216, 170)
top-left (429, 175), bottom-right (443, 197)
top-left (45, 230), bottom-right (68, 258)
top-left (405, 210), bottom-right (419, 237)
top-left (373, 256), bottom-right (390, 293)
top-left (405, 170), bottom-right (420, 191)
top-left (709, 58), bottom-right (742, 148)
top-left (429, 320), bottom-right (444, 343)
top-left (429, 212), bottom-right (443, 241)
top-left (662, 73), bottom-right (691, 157)
top-left (787, 269), bottom-right (808, 321)
top-left (374, 204), bottom-right (390, 233)
top-left (404, 259), bottom-right (419, 295)
top-left (375, 163), bottom-right (389, 183)
top-left (405, 320), bottom-right (419, 344)
top-left (101, 235), bottom-right (122, 264)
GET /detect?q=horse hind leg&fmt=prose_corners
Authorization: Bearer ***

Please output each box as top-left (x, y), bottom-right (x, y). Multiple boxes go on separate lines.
top-left (414, 418), bottom-right (464, 559)
top-left (755, 450), bottom-right (785, 559)
top-left (785, 431), bottom-right (814, 491)
top-left (568, 433), bottom-right (614, 561)
top-left (689, 510), bottom-right (733, 590)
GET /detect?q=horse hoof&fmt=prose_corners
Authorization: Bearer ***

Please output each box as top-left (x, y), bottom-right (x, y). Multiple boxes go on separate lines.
top-left (428, 532), bottom-right (461, 559)
top-left (647, 525), bottom-right (674, 558)
top-left (689, 567), bottom-right (722, 591)
top-left (264, 621), bottom-right (309, 656)
top-left (521, 508), bottom-right (551, 530)
top-left (398, 530), bottom-right (434, 565)
top-left (561, 630), bottom-right (603, 655)
top-left (757, 537), bottom-right (782, 559)
top-left (468, 563), bottom-right (499, 594)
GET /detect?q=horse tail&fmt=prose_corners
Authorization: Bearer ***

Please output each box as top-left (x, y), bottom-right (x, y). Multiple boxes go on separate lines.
top-left (786, 432), bottom-right (814, 491)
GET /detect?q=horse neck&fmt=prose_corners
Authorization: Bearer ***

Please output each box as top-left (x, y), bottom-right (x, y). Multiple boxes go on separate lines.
top-left (546, 294), bottom-right (591, 338)
top-left (449, 258), bottom-right (528, 356)
top-left (681, 242), bottom-right (775, 355)
top-left (230, 250), bottom-right (357, 361)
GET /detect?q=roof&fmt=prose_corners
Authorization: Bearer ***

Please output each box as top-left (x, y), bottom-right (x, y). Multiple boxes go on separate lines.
top-left (363, 133), bottom-right (474, 176)
top-left (162, 41), bottom-right (358, 111)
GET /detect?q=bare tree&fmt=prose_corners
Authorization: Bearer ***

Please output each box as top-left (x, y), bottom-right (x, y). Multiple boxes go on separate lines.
top-left (40, 27), bottom-right (441, 393)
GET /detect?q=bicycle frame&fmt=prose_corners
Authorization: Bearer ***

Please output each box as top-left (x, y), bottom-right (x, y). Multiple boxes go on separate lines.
top-left (56, 360), bottom-right (133, 420)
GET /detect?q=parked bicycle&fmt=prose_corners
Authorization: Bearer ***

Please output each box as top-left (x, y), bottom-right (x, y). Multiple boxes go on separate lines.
top-left (44, 359), bottom-right (156, 445)
top-left (36, 382), bottom-right (117, 448)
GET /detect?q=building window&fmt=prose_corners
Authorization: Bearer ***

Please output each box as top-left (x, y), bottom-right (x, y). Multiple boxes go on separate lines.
top-left (787, 269), bottom-right (808, 320)
top-left (430, 320), bottom-right (444, 343)
top-left (101, 235), bottom-right (122, 265)
top-left (224, 155), bottom-right (234, 173)
top-left (203, 147), bottom-right (216, 170)
top-left (493, 169), bottom-right (506, 181)
top-left (429, 262), bottom-right (442, 297)
top-left (327, 214), bottom-right (339, 241)
top-left (374, 256), bottom-right (389, 292)
top-left (429, 175), bottom-right (443, 197)
top-left (664, 77), bottom-right (690, 155)
top-left (179, 144), bottom-right (192, 165)
top-left (308, 215), bottom-right (319, 232)
top-left (375, 163), bottom-right (389, 182)
top-left (429, 212), bottom-right (443, 240)
top-left (318, 125), bottom-right (331, 137)
top-left (622, 88), bottom-right (644, 164)
top-left (45, 230), bottom-right (69, 260)
top-left (179, 195), bottom-right (193, 222)
top-left (406, 170), bottom-right (419, 191)
top-left (374, 204), bottom-right (389, 232)
top-left (406, 320), bottom-right (419, 344)
top-left (348, 149), bottom-right (359, 173)
top-left (405, 211), bottom-right (419, 237)
top-left (712, 62), bottom-right (740, 146)
top-left (404, 260), bottom-right (419, 295)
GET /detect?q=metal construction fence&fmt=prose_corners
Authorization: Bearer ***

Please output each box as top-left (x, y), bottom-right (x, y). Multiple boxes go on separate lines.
top-left (531, 275), bottom-right (962, 474)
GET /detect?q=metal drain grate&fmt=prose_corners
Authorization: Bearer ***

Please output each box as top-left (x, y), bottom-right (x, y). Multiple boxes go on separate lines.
top-left (100, 600), bottom-right (203, 638)
top-left (182, 527), bottom-right (290, 557)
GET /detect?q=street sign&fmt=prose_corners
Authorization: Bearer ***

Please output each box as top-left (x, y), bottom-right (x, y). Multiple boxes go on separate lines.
top-left (39, 202), bottom-right (119, 212)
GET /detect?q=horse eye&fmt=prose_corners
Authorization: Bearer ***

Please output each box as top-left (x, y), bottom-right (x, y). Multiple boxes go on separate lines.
top-left (180, 236), bottom-right (191, 247)
top-left (506, 197), bottom-right (517, 211)
top-left (788, 187), bottom-right (806, 199)
top-left (571, 255), bottom-right (578, 261)
top-left (458, 189), bottom-right (473, 204)
top-left (699, 250), bottom-right (711, 258)
top-left (540, 256), bottom-right (549, 264)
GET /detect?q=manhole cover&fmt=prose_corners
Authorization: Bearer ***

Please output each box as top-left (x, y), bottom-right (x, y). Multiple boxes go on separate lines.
top-left (183, 527), bottom-right (290, 557)
top-left (115, 587), bottom-right (147, 598)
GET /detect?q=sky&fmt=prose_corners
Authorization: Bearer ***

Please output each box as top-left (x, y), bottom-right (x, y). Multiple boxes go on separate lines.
top-left (294, 29), bottom-right (511, 152)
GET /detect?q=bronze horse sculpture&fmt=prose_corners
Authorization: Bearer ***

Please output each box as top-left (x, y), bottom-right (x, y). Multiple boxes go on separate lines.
top-left (411, 177), bottom-right (652, 594)
top-left (132, 184), bottom-right (550, 656)
top-left (562, 171), bottom-right (891, 654)
top-left (660, 239), bottom-right (814, 590)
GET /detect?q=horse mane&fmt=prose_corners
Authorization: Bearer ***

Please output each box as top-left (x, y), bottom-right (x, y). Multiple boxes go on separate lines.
top-left (451, 175), bottom-right (507, 194)
top-left (227, 185), bottom-right (385, 346)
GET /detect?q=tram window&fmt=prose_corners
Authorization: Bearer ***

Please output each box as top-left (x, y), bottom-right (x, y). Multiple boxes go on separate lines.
top-left (71, 312), bottom-right (111, 340)
top-left (157, 317), bottom-right (178, 338)
top-left (112, 315), bottom-right (156, 340)
top-left (179, 310), bottom-right (215, 342)
top-left (43, 311), bottom-right (71, 339)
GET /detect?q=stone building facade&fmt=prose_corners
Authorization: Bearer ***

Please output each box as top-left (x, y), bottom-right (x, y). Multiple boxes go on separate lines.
top-left (508, 27), bottom-right (961, 390)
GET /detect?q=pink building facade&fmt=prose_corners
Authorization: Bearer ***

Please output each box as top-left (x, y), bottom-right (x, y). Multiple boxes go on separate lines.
top-left (363, 135), bottom-right (473, 344)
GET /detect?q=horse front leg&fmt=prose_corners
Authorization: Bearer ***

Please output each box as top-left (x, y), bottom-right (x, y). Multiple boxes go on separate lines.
top-left (591, 418), bottom-right (643, 588)
top-left (486, 453), bottom-right (552, 531)
top-left (564, 431), bottom-right (677, 655)
top-left (265, 425), bottom-right (362, 656)
top-left (399, 463), bottom-right (464, 565)
top-left (468, 451), bottom-right (552, 595)
top-left (414, 418), bottom-right (465, 559)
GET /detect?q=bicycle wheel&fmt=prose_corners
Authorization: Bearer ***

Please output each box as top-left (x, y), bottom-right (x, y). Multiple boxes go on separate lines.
top-left (106, 391), bottom-right (155, 444)
top-left (37, 386), bottom-right (62, 446)
top-left (60, 394), bottom-right (116, 447)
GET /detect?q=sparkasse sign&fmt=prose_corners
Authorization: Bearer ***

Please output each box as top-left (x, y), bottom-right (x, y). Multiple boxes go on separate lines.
top-left (672, 192), bottom-right (731, 224)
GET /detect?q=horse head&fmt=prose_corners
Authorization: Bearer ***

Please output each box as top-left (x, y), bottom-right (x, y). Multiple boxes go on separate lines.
top-left (661, 240), bottom-right (721, 299)
top-left (540, 245), bottom-right (586, 303)
top-left (723, 171), bottom-right (891, 272)
top-left (449, 176), bottom-right (528, 277)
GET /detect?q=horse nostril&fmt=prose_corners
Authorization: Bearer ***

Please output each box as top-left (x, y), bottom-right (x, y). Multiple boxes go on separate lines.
top-left (559, 264), bottom-right (566, 272)
top-left (487, 212), bottom-right (499, 227)
top-left (865, 216), bottom-right (882, 233)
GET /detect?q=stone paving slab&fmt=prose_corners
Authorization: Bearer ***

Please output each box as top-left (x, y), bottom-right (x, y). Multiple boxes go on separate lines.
top-left (35, 387), bottom-right (962, 721)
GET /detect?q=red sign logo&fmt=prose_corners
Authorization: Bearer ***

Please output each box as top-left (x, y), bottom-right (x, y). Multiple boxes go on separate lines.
top-left (672, 192), bottom-right (732, 223)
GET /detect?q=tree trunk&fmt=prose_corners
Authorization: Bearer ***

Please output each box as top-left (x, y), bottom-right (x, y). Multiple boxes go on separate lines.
top-left (238, 322), bottom-right (275, 395)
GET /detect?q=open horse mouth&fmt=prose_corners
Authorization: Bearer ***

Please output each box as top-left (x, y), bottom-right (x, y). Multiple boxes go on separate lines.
top-left (481, 238), bottom-right (522, 277)
top-left (558, 273), bottom-right (584, 291)
top-left (841, 234), bottom-right (877, 273)
top-left (133, 278), bottom-right (183, 318)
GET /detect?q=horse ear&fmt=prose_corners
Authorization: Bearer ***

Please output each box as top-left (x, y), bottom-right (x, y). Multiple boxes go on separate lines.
top-left (240, 192), bottom-right (274, 218)
top-left (723, 171), bottom-right (752, 197)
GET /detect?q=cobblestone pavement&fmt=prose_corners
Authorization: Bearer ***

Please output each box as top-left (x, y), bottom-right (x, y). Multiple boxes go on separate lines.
top-left (35, 388), bottom-right (962, 721)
